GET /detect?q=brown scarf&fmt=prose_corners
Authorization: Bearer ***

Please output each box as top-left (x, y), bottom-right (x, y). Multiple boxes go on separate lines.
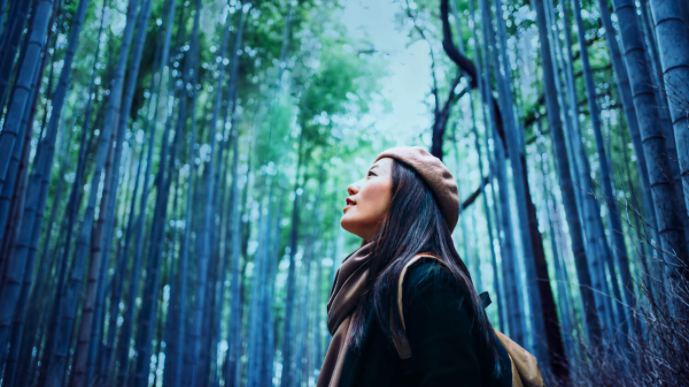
top-left (317, 241), bottom-right (375, 387)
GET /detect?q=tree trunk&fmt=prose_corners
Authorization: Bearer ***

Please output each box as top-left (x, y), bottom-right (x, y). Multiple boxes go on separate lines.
top-left (649, 0), bottom-right (689, 280)
top-left (74, 0), bottom-right (149, 381)
top-left (225, 121), bottom-right (243, 387)
top-left (108, 0), bottom-right (174, 376)
top-left (210, 128), bottom-right (231, 387)
top-left (611, 0), bottom-right (689, 296)
top-left (178, 63), bottom-right (199, 387)
top-left (293, 225), bottom-right (314, 387)
top-left (484, 0), bottom-right (558, 368)
top-left (573, 0), bottom-right (636, 340)
top-left (637, 1), bottom-right (689, 249)
top-left (32, 9), bottom-right (105, 381)
top-left (43, 0), bottom-right (135, 382)
top-left (130, 0), bottom-right (199, 383)
top-left (42, 0), bottom-right (139, 381)
top-left (0, 0), bottom-right (31, 112)
top-left (262, 187), bottom-right (283, 387)
top-left (467, 0), bottom-right (508, 330)
top-left (0, 0), bottom-right (77, 371)
top-left (0, 0), bottom-right (54, 190)
top-left (463, 30), bottom-right (503, 329)
top-left (0, 96), bottom-right (28, 247)
top-left (473, 0), bottom-right (526, 347)
top-left (0, 44), bottom-right (51, 384)
top-left (557, 0), bottom-right (617, 340)
top-left (537, 132), bottom-right (576, 366)
top-left (597, 0), bottom-right (659, 248)
top-left (246, 194), bottom-right (268, 387)
top-left (188, 9), bottom-right (210, 373)
top-left (86, 0), bottom-right (154, 378)
top-left (532, 0), bottom-right (602, 347)
top-left (192, 5), bottom-right (237, 386)
top-left (279, 127), bottom-right (306, 387)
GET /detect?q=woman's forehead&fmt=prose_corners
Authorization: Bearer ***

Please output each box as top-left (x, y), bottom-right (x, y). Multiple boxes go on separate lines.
top-left (370, 157), bottom-right (393, 170)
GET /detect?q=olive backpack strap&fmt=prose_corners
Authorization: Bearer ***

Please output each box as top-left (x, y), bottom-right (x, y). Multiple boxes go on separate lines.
top-left (391, 253), bottom-right (545, 387)
top-left (478, 293), bottom-right (542, 386)
top-left (493, 329), bottom-right (544, 387)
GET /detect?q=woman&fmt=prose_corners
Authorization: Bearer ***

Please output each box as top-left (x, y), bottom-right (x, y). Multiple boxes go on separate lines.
top-left (317, 146), bottom-right (513, 387)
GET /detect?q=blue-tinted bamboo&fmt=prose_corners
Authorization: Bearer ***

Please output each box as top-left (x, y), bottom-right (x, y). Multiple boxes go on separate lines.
top-left (293, 214), bottom-right (314, 387)
top-left (163, 123), bottom-right (190, 387)
top-left (0, 99), bottom-right (28, 247)
top-left (537, 124), bottom-right (576, 366)
top-left (648, 0), bottom-right (689, 272)
top-left (0, 0), bottom-right (54, 249)
top-left (476, 0), bottom-right (526, 346)
top-left (213, 12), bottom-right (248, 381)
top-left (0, 0), bottom-right (42, 259)
top-left (296, 166), bottom-right (325, 387)
top-left (99, 22), bottom-right (165, 386)
top-left (225, 121), bottom-right (243, 387)
top-left (455, 139), bottom-right (474, 284)
top-left (0, 0), bottom-right (31, 113)
top-left (488, 0), bottom-right (552, 362)
top-left (90, 0), bottom-right (155, 375)
top-left (460, 0), bottom-right (503, 324)
top-left (211, 138), bottom-right (232, 387)
top-left (532, 0), bottom-right (602, 347)
top-left (0, 0), bottom-right (8, 40)
top-left (0, 0), bottom-right (82, 374)
top-left (467, 0), bottom-right (506, 330)
top-left (0, 0), bottom-right (54, 191)
top-left (162, 171), bottom-right (181, 387)
top-left (637, 0), bottom-right (689, 248)
top-left (278, 126), bottom-right (308, 387)
top-left (560, 0), bottom-right (617, 341)
top-left (0, 54), bottom-right (49, 387)
top-left (611, 0), bottom-right (689, 301)
top-left (71, 2), bottom-right (152, 384)
top-left (573, 0), bottom-right (635, 340)
top-left (131, 0), bottom-right (199, 384)
top-left (246, 196), bottom-right (268, 387)
top-left (48, 0), bottom-right (134, 383)
top-left (561, 0), bottom-right (617, 342)
top-left (262, 189), bottom-right (283, 386)
top-left (29, 7), bottom-right (105, 382)
top-left (192, 3), bottom-right (230, 385)
top-left (313, 213), bottom-right (324, 374)
top-left (597, 0), bottom-right (659, 254)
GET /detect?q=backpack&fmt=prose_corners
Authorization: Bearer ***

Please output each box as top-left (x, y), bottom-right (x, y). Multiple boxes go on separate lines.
top-left (390, 253), bottom-right (545, 387)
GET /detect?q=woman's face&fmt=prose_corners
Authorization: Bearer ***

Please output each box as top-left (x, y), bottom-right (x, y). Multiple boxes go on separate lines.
top-left (340, 157), bottom-right (393, 242)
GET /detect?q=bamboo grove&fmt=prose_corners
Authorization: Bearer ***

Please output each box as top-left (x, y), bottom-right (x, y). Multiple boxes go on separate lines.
top-left (0, 0), bottom-right (688, 385)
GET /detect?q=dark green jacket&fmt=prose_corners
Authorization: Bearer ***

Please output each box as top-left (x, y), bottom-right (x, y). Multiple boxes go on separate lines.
top-left (337, 258), bottom-right (513, 387)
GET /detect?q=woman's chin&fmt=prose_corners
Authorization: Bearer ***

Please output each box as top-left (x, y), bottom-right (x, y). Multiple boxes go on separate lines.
top-left (340, 216), bottom-right (358, 235)
top-left (340, 215), bottom-right (351, 230)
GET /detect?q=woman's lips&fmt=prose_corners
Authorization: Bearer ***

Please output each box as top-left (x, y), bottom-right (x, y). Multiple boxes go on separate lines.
top-left (344, 198), bottom-right (356, 213)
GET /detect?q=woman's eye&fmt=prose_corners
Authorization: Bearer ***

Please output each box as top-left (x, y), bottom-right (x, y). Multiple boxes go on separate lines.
top-left (367, 171), bottom-right (375, 177)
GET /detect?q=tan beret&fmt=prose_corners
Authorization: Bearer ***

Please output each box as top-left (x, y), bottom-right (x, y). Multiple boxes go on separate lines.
top-left (374, 146), bottom-right (460, 232)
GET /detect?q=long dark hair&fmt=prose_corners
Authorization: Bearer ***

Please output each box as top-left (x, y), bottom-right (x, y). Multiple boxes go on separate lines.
top-left (349, 158), bottom-right (502, 375)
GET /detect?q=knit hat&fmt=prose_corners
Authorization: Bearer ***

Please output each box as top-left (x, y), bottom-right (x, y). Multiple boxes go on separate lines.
top-left (374, 146), bottom-right (460, 232)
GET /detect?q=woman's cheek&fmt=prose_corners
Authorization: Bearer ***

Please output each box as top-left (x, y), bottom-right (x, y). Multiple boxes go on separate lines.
top-left (367, 186), bottom-right (389, 218)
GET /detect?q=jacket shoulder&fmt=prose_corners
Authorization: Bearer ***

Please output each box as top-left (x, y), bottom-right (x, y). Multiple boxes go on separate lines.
top-left (403, 258), bottom-right (462, 296)
top-left (401, 258), bottom-right (469, 319)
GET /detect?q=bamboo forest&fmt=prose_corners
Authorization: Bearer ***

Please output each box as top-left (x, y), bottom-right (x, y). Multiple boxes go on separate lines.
top-left (1, 0), bottom-right (689, 384)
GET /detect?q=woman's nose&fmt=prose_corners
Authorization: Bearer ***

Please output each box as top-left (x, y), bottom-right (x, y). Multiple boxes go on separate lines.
top-left (347, 181), bottom-right (360, 196)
